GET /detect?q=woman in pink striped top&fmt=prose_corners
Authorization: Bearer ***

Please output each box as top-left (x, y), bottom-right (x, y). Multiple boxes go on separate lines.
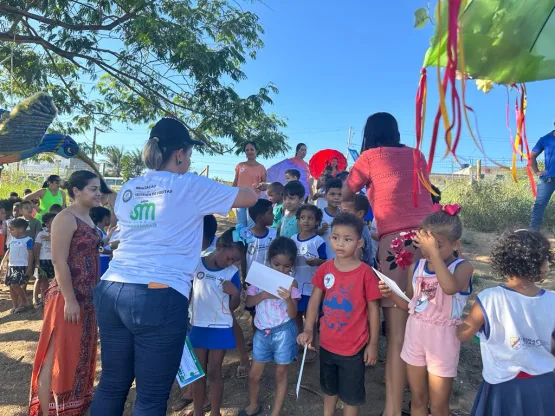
top-left (342, 112), bottom-right (432, 416)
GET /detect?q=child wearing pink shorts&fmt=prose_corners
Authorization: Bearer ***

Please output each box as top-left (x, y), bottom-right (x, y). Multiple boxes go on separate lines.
top-left (379, 206), bottom-right (474, 416)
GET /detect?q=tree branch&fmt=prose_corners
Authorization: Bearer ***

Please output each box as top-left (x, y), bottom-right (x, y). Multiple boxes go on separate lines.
top-left (8, 0), bottom-right (40, 33)
top-left (0, 4), bottom-right (134, 32)
top-left (22, 21), bottom-right (91, 114)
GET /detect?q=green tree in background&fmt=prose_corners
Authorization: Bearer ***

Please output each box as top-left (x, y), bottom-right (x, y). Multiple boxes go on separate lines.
top-left (121, 148), bottom-right (144, 181)
top-left (0, 0), bottom-right (289, 157)
top-left (103, 145), bottom-right (125, 176)
top-left (78, 142), bottom-right (104, 159)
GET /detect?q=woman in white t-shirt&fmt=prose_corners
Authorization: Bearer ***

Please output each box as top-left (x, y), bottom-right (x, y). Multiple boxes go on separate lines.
top-left (90, 117), bottom-right (257, 416)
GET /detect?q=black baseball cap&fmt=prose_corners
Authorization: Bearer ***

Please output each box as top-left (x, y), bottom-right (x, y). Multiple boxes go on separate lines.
top-left (149, 117), bottom-right (204, 148)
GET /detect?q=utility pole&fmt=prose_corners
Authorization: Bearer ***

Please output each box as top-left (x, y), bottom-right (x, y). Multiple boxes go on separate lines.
top-left (346, 126), bottom-right (353, 163)
top-left (92, 127), bottom-right (104, 163)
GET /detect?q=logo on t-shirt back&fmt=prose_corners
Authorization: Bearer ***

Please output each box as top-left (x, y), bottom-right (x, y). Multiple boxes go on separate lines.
top-left (510, 336), bottom-right (549, 350)
top-left (130, 203), bottom-right (155, 221)
top-left (324, 273), bottom-right (335, 289)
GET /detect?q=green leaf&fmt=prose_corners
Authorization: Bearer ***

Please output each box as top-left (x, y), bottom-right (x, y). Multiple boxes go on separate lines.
top-left (414, 7), bottom-right (429, 29)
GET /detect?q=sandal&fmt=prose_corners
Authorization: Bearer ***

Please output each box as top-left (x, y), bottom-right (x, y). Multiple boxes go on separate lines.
top-left (236, 364), bottom-right (250, 379)
top-left (239, 406), bottom-right (262, 416)
top-left (14, 305), bottom-right (26, 314)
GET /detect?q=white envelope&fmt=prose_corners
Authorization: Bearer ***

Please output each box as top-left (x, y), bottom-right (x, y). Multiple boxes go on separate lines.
top-left (246, 261), bottom-right (295, 297)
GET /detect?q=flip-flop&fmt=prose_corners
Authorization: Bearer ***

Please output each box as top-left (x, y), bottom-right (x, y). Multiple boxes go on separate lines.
top-left (239, 406), bottom-right (262, 416)
top-left (172, 397), bottom-right (193, 412)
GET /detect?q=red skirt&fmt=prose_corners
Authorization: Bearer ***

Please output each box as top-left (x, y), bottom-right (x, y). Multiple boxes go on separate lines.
top-left (28, 291), bottom-right (97, 415)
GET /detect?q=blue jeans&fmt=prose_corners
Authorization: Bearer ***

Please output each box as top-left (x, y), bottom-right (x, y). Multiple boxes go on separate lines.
top-left (236, 207), bottom-right (254, 228)
top-left (90, 281), bottom-right (188, 416)
top-left (530, 177), bottom-right (555, 230)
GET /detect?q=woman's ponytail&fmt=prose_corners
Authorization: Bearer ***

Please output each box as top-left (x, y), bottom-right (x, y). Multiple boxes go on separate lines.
top-left (143, 137), bottom-right (163, 170)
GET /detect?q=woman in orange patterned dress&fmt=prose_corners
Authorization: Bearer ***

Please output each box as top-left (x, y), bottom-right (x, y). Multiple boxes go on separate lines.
top-left (29, 170), bottom-right (102, 415)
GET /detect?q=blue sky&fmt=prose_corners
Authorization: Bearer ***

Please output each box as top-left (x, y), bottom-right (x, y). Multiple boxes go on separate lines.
top-left (87, 0), bottom-right (555, 181)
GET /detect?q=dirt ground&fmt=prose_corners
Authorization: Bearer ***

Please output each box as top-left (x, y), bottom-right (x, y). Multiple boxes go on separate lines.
top-left (1, 225), bottom-right (554, 416)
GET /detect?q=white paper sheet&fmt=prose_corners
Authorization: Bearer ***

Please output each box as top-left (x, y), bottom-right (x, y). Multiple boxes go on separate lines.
top-left (246, 261), bottom-right (295, 298)
top-left (372, 267), bottom-right (411, 303)
top-left (296, 344), bottom-right (308, 399)
top-left (176, 338), bottom-right (205, 388)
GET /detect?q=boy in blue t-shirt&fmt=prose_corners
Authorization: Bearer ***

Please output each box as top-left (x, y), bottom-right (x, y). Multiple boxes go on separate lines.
top-left (279, 181), bottom-right (305, 238)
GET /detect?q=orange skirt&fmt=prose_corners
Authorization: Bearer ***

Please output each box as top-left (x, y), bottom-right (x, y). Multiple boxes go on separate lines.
top-left (28, 291), bottom-right (97, 415)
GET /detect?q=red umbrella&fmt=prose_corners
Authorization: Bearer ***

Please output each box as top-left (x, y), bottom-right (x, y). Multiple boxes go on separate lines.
top-left (309, 149), bottom-right (347, 178)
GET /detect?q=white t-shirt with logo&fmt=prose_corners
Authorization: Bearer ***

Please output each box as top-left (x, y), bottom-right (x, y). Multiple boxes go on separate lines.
top-left (246, 227), bottom-right (277, 271)
top-left (477, 286), bottom-right (555, 384)
top-left (316, 188), bottom-right (328, 210)
top-left (190, 258), bottom-right (240, 328)
top-left (292, 233), bottom-right (327, 296)
top-left (103, 171), bottom-right (239, 298)
top-left (8, 236), bottom-right (33, 266)
top-left (35, 230), bottom-right (52, 260)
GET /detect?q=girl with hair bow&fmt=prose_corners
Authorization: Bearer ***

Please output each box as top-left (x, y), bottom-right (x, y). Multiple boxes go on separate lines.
top-left (379, 206), bottom-right (474, 416)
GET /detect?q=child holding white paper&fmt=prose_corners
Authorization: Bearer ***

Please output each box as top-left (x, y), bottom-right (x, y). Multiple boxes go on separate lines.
top-left (188, 227), bottom-right (245, 416)
top-left (379, 206), bottom-right (474, 416)
top-left (292, 204), bottom-right (327, 361)
top-left (241, 237), bottom-right (300, 416)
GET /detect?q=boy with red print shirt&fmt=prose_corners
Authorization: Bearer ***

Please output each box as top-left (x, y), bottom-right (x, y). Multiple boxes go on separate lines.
top-left (298, 213), bottom-right (381, 416)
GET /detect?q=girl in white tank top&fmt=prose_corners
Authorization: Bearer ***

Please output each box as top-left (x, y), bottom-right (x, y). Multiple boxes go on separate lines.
top-left (457, 230), bottom-right (555, 416)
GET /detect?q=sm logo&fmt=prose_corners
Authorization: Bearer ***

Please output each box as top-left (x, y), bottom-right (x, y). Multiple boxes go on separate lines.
top-left (130, 203), bottom-right (156, 221)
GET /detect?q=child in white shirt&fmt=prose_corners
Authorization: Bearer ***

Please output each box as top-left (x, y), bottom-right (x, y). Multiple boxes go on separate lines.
top-left (457, 230), bottom-right (555, 415)
top-left (318, 178), bottom-right (342, 259)
top-left (292, 204), bottom-right (327, 362)
top-left (33, 213), bottom-right (56, 307)
top-left (189, 227), bottom-right (244, 416)
top-left (0, 218), bottom-right (33, 313)
top-left (245, 199), bottom-right (277, 273)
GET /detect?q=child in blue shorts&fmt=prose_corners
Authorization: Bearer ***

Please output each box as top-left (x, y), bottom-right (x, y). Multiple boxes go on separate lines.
top-left (241, 237), bottom-right (300, 416)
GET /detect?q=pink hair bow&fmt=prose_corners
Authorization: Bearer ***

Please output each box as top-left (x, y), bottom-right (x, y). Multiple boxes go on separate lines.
top-left (442, 203), bottom-right (462, 216)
